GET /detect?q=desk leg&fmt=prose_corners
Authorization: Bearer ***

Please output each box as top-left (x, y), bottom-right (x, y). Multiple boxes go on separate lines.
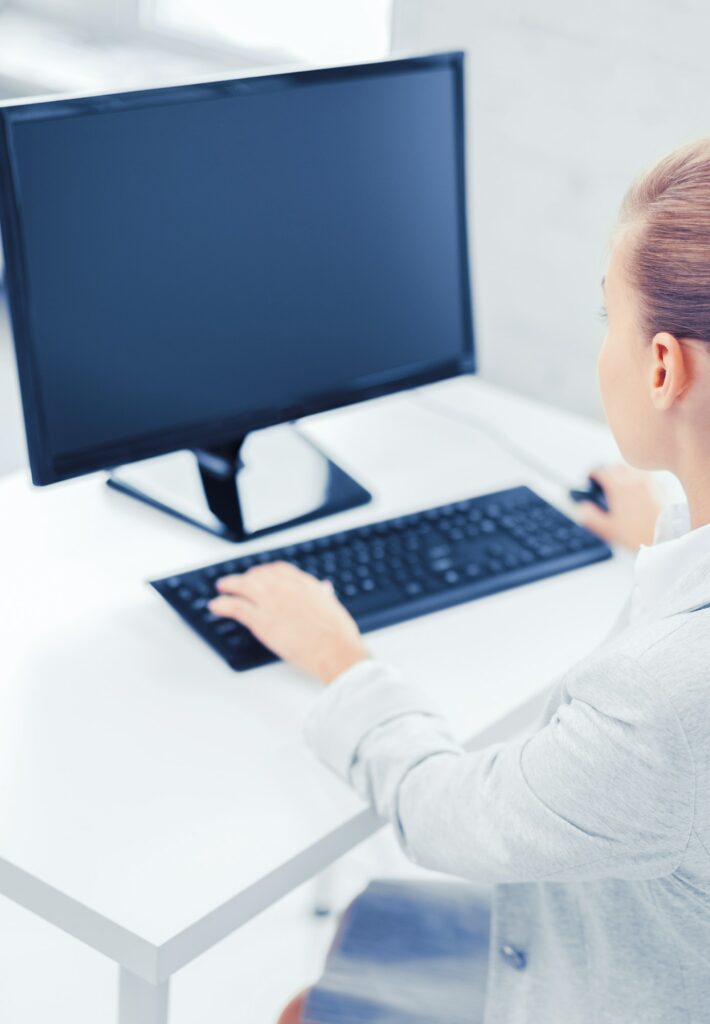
top-left (118, 967), bottom-right (169, 1024)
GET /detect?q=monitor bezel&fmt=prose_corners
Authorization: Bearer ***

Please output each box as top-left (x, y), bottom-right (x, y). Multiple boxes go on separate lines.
top-left (0, 51), bottom-right (475, 485)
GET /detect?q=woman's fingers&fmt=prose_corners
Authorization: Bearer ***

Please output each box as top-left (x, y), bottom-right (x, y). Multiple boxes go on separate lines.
top-left (206, 559), bottom-right (368, 682)
top-left (215, 564), bottom-right (283, 601)
top-left (215, 572), bottom-right (259, 597)
top-left (577, 500), bottom-right (614, 541)
top-left (208, 593), bottom-right (261, 627)
top-left (210, 561), bottom-right (321, 614)
top-left (577, 463), bottom-right (662, 549)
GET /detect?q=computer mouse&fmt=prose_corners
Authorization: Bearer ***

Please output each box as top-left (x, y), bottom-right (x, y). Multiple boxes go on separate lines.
top-left (568, 476), bottom-right (609, 513)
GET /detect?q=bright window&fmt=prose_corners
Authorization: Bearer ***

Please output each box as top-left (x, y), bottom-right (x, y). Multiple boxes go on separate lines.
top-left (148, 0), bottom-right (393, 65)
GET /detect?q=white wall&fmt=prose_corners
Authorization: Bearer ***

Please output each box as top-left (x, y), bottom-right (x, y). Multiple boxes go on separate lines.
top-left (392, 0), bottom-right (710, 419)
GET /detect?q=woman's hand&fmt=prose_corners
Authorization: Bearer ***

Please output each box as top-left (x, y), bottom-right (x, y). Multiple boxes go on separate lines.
top-left (208, 562), bottom-right (371, 684)
top-left (577, 464), bottom-right (663, 550)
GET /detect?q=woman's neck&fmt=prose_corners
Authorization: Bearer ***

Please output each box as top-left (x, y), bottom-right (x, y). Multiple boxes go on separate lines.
top-left (676, 469), bottom-right (710, 530)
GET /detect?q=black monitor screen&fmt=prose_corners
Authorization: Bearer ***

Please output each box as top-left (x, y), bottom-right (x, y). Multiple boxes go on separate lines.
top-left (0, 54), bottom-right (473, 483)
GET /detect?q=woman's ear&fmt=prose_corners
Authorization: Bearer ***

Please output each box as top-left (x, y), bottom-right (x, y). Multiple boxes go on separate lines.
top-left (649, 331), bottom-right (689, 410)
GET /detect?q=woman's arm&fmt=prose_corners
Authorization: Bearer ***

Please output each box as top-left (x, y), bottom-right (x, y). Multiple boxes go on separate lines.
top-left (208, 560), bottom-right (694, 887)
top-left (302, 653), bottom-right (695, 886)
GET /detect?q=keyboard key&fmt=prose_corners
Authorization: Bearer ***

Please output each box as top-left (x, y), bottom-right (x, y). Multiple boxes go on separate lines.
top-left (226, 633), bottom-right (248, 648)
top-left (431, 557), bottom-right (453, 572)
top-left (429, 544), bottom-right (451, 558)
top-left (215, 620), bottom-right (238, 635)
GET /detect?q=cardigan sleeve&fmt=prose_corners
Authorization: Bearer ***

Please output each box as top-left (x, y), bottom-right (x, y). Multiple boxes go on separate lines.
top-left (301, 654), bottom-right (695, 885)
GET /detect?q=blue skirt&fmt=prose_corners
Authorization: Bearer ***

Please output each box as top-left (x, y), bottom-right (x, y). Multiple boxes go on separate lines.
top-left (302, 878), bottom-right (491, 1024)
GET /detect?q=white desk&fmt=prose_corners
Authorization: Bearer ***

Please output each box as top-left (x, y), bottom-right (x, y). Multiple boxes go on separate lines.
top-left (0, 377), bottom-right (634, 1023)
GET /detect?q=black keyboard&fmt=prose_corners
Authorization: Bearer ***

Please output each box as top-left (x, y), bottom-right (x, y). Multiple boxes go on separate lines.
top-left (150, 485), bottom-right (611, 671)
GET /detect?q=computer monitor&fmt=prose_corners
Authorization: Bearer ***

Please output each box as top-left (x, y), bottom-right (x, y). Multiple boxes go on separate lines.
top-left (0, 52), bottom-right (475, 541)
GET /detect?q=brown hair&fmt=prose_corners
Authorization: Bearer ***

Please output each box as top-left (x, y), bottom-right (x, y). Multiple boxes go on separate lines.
top-left (614, 137), bottom-right (710, 344)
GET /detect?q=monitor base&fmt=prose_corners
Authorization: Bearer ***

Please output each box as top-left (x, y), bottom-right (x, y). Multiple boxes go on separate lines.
top-left (106, 422), bottom-right (372, 543)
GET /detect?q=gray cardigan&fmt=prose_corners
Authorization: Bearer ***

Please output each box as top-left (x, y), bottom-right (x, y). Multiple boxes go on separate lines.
top-left (302, 551), bottom-right (710, 1023)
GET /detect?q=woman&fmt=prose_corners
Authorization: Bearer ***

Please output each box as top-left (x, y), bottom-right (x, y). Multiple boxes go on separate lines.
top-left (209, 138), bottom-right (710, 1023)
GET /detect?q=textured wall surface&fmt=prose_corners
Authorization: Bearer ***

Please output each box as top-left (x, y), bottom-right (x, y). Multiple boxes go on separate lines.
top-left (392, 0), bottom-right (710, 419)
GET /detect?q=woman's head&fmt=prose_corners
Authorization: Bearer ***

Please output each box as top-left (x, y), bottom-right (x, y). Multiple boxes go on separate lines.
top-left (598, 138), bottom-right (710, 471)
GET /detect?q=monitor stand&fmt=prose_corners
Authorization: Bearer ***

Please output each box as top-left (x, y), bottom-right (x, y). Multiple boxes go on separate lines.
top-left (106, 422), bottom-right (372, 542)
